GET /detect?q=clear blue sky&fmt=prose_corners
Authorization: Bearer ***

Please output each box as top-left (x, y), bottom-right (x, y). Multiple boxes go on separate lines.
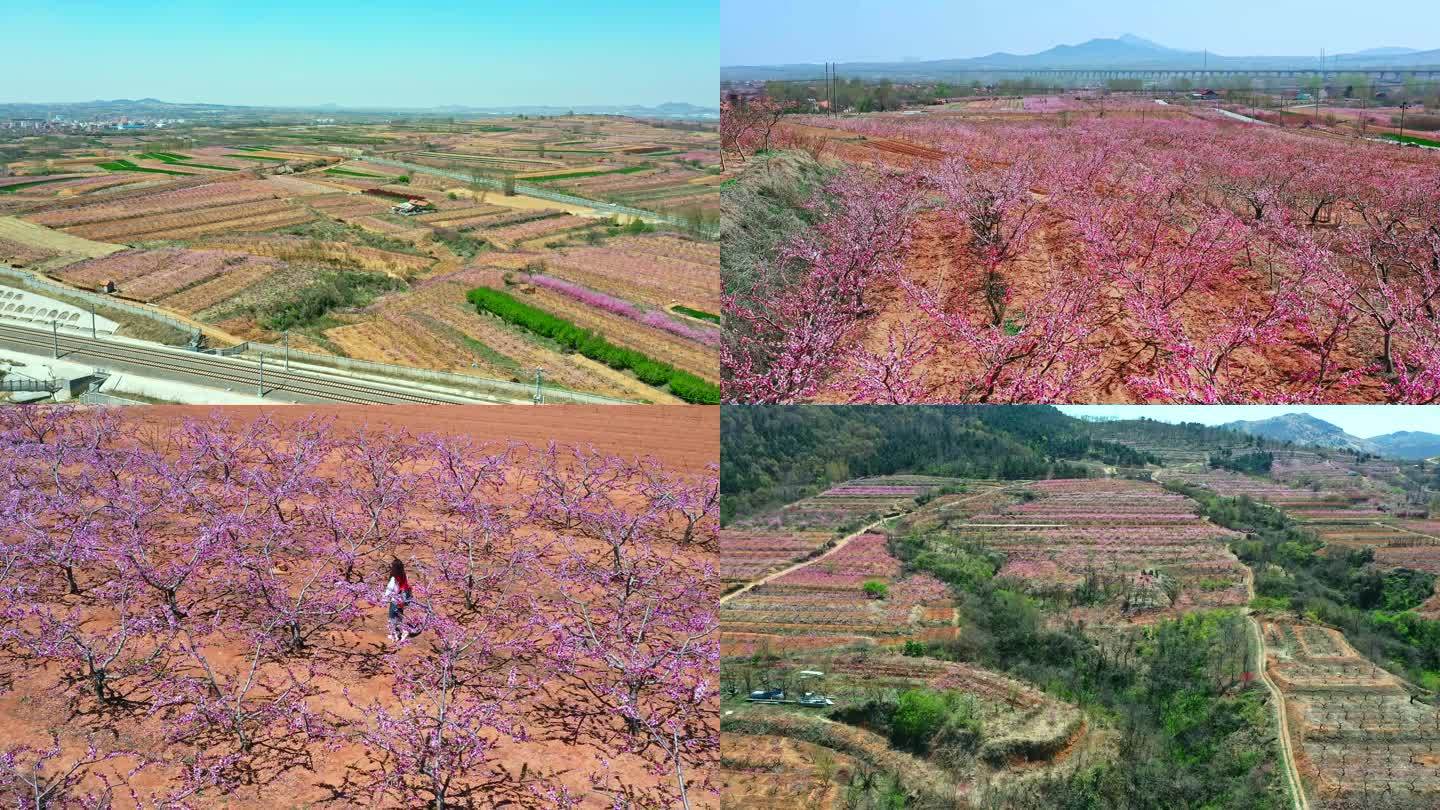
top-left (722, 0), bottom-right (1435, 65)
top-left (8, 1), bottom-right (717, 108)
top-left (1057, 406), bottom-right (1440, 439)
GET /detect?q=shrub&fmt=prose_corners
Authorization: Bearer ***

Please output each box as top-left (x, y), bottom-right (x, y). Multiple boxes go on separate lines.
top-left (890, 689), bottom-right (948, 753)
top-left (262, 271), bottom-right (403, 331)
top-left (862, 580), bottom-right (889, 599)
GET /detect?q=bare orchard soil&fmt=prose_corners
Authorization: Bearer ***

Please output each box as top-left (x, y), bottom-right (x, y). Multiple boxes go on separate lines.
top-left (0, 405), bottom-right (718, 808)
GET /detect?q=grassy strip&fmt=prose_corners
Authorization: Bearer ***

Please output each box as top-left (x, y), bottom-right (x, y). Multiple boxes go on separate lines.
top-left (513, 148), bottom-right (610, 155)
top-left (226, 154), bottom-right (287, 162)
top-left (671, 304), bottom-right (719, 323)
top-left (324, 167), bottom-right (392, 178)
top-left (526, 165), bottom-right (649, 183)
top-left (97, 159), bottom-right (194, 176)
top-left (474, 125), bottom-right (516, 132)
top-left (0, 177), bottom-right (74, 194)
top-left (466, 287), bottom-right (719, 404)
top-left (1381, 132), bottom-right (1440, 148)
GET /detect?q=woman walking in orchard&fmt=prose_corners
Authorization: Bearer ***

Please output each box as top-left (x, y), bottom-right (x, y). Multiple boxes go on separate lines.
top-left (384, 557), bottom-right (413, 642)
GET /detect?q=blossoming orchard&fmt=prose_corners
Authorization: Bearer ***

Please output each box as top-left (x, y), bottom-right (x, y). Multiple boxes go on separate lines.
top-left (0, 408), bottom-right (718, 809)
top-left (721, 104), bottom-right (1440, 404)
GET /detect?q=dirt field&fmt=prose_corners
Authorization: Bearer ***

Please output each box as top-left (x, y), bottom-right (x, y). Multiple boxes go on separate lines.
top-left (0, 216), bottom-right (125, 261)
top-left (1, 118), bottom-right (719, 401)
top-left (126, 404), bottom-right (717, 472)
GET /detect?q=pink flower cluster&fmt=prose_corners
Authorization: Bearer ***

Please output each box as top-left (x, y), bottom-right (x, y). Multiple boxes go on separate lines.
top-left (725, 111), bottom-right (1440, 404)
top-left (527, 273), bottom-right (719, 346)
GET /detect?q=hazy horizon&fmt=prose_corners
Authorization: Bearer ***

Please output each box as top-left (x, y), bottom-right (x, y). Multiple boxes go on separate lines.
top-left (1057, 406), bottom-right (1440, 439)
top-left (722, 0), bottom-right (1436, 65)
top-left (9, 1), bottom-right (718, 108)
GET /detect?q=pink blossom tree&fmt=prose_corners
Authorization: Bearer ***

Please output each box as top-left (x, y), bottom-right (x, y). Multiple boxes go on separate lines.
top-left (723, 167), bottom-right (923, 402)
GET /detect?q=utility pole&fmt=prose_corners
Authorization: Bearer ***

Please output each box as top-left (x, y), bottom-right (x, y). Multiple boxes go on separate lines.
top-left (824, 62), bottom-right (830, 114)
top-left (51, 319), bottom-right (58, 359)
top-left (831, 62), bottom-right (838, 115)
top-left (90, 307), bottom-right (96, 340)
top-left (258, 354), bottom-right (264, 398)
top-left (533, 367), bottom-right (544, 404)
top-left (1400, 102), bottom-right (1412, 140)
top-left (284, 330), bottom-right (290, 370)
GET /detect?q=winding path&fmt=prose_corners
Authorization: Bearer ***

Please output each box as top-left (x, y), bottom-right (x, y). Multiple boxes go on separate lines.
top-left (1241, 564), bottom-right (1310, 810)
top-left (1156, 468), bottom-right (1308, 810)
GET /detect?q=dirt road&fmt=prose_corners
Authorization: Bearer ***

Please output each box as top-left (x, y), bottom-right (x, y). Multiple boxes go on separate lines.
top-left (720, 483), bottom-right (1027, 605)
top-left (1241, 565), bottom-right (1310, 810)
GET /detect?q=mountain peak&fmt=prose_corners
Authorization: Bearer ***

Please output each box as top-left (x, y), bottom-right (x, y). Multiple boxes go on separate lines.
top-left (1221, 413), bottom-right (1373, 454)
top-left (1117, 34), bottom-right (1169, 51)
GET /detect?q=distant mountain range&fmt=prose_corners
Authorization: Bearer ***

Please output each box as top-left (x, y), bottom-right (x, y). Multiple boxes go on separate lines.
top-left (722, 34), bottom-right (1440, 81)
top-left (1220, 413), bottom-right (1440, 460)
top-left (0, 98), bottom-right (718, 121)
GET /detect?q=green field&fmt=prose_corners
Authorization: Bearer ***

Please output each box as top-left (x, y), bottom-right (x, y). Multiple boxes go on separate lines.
top-left (135, 152), bottom-right (237, 171)
top-left (226, 154), bottom-right (288, 162)
top-left (513, 148), bottom-right (610, 155)
top-left (0, 177), bottom-right (74, 194)
top-left (1381, 132), bottom-right (1440, 148)
top-left (324, 167), bottom-right (392, 178)
top-left (97, 159), bottom-right (194, 176)
top-left (527, 166), bottom-right (649, 183)
top-left (474, 125), bottom-right (516, 132)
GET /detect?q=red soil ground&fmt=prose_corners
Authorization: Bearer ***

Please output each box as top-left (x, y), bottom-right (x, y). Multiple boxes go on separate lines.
top-left (1, 405), bottom-right (718, 809)
top-left (126, 404), bottom-right (718, 474)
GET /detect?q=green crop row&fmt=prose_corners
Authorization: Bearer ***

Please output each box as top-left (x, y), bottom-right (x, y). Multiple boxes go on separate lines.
top-left (0, 177), bottom-right (73, 194)
top-left (671, 305), bottom-right (720, 323)
top-left (466, 287), bottom-right (719, 404)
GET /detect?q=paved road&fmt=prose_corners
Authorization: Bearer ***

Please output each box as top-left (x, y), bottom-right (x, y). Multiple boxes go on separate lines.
top-left (0, 322), bottom-right (507, 405)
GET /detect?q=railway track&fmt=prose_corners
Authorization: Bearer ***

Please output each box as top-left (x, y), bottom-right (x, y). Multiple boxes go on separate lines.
top-left (0, 322), bottom-right (497, 405)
